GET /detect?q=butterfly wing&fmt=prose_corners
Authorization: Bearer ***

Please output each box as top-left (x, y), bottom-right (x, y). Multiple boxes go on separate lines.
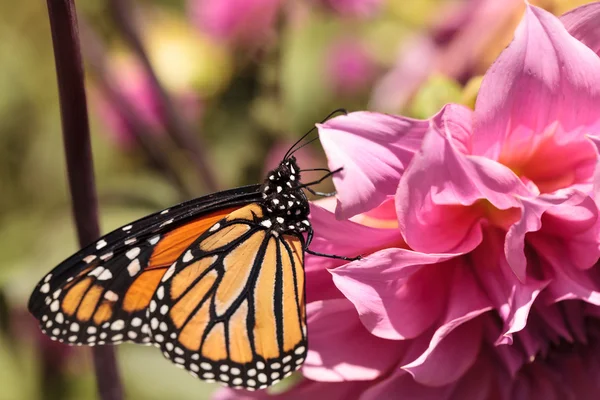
top-left (147, 203), bottom-right (307, 390)
top-left (28, 185), bottom-right (262, 346)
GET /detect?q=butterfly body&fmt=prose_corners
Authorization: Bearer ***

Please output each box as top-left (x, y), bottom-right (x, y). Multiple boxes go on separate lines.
top-left (29, 157), bottom-right (311, 390)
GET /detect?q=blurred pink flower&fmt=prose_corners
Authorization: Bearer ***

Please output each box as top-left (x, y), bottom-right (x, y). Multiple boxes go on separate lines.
top-left (93, 56), bottom-right (200, 150)
top-left (326, 38), bottom-right (378, 96)
top-left (216, 3), bottom-right (600, 398)
top-left (370, 0), bottom-right (523, 112)
top-left (188, 0), bottom-right (281, 47)
top-left (315, 0), bottom-right (383, 18)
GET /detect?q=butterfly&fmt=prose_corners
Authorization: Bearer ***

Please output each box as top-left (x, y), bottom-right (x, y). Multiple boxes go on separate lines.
top-left (28, 128), bottom-right (356, 391)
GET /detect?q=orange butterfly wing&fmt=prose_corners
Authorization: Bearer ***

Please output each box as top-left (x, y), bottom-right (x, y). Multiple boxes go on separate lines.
top-left (29, 206), bottom-right (246, 346)
top-left (147, 204), bottom-right (307, 390)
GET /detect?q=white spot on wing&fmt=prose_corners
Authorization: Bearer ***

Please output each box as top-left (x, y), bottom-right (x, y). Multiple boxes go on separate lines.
top-left (126, 247), bottom-right (140, 260)
top-left (182, 250), bottom-right (193, 263)
top-left (148, 235), bottom-right (160, 245)
top-left (111, 320), bottom-right (125, 331)
top-left (160, 219), bottom-right (174, 227)
top-left (127, 259), bottom-right (141, 276)
top-left (161, 262), bottom-right (176, 282)
top-left (104, 291), bottom-right (119, 302)
top-left (97, 269), bottom-right (113, 281)
top-left (96, 240), bottom-right (107, 250)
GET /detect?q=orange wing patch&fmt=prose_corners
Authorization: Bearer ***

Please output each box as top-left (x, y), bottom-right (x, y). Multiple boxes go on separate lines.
top-left (149, 207), bottom-right (240, 269)
top-left (228, 300), bottom-right (253, 364)
top-left (225, 203), bottom-right (263, 222)
top-left (215, 231), bottom-right (265, 315)
top-left (200, 224), bottom-right (250, 252)
top-left (93, 301), bottom-right (113, 325)
top-left (286, 235), bottom-right (306, 319)
top-left (280, 241), bottom-right (303, 352)
top-left (171, 269), bottom-right (217, 328)
top-left (123, 269), bottom-right (166, 312)
top-left (76, 284), bottom-right (104, 321)
top-left (62, 278), bottom-right (92, 316)
top-left (171, 256), bottom-right (216, 299)
top-left (253, 237), bottom-right (279, 359)
top-left (179, 300), bottom-right (211, 351)
top-left (202, 322), bottom-right (227, 360)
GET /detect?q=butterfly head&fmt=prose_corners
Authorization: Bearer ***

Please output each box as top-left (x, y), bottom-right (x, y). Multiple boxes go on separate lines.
top-left (260, 156), bottom-right (310, 234)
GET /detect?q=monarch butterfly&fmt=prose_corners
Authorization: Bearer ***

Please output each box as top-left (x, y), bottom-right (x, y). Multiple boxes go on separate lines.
top-left (28, 124), bottom-right (356, 391)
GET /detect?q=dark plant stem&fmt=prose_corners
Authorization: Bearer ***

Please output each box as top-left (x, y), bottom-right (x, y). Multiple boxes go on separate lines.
top-left (45, 1), bottom-right (124, 400)
top-left (108, 0), bottom-right (219, 193)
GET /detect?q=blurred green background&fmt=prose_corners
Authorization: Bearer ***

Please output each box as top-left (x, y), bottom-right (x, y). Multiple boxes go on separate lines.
top-left (0, 0), bottom-right (593, 399)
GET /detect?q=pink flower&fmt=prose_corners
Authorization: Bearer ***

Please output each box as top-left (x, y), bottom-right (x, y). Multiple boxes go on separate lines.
top-left (188, 0), bottom-right (281, 48)
top-left (326, 38), bottom-right (378, 96)
top-left (92, 56), bottom-right (200, 150)
top-left (370, 0), bottom-right (523, 112)
top-left (216, 3), bottom-right (600, 398)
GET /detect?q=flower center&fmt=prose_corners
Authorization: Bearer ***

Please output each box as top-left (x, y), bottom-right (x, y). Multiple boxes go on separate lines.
top-left (498, 122), bottom-right (596, 193)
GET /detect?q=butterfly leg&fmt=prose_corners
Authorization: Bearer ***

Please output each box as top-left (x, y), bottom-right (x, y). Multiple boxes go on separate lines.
top-left (304, 227), bottom-right (361, 261)
top-left (305, 186), bottom-right (336, 198)
top-left (299, 167), bottom-right (343, 189)
top-left (306, 248), bottom-right (362, 261)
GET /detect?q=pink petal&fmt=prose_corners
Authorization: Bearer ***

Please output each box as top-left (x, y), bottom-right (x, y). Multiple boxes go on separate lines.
top-left (534, 191), bottom-right (600, 270)
top-left (586, 134), bottom-right (600, 206)
top-left (397, 105), bottom-right (527, 254)
top-left (401, 263), bottom-right (493, 386)
top-left (213, 379), bottom-right (368, 400)
top-left (331, 249), bottom-right (457, 339)
top-left (360, 369), bottom-right (453, 400)
top-left (318, 111), bottom-right (429, 219)
top-left (472, 5), bottom-right (600, 160)
top-left (532, 237), bottom-right (600, 306)
top-left (561, 2), bottom-right (600, 56)
top-left (402, 319), bottom-right (484, 387)
top-left (448, 350), bottom-right (510, 400)
top-left (303, 299), bottom-right (404, 382)
top-left (305, 203), bottom-right (404, 303)
top-left (505, 189), bottom-right (599, 280)
top-left (471, 229), bottom-right (548, 343)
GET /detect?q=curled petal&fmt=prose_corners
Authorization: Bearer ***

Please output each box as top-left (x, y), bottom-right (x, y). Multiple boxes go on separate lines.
top-left (471, 230), bottom-right (548, 343)
top-left (402, 319), bottom-right (483, 387)
top-left (306, 203), bottom-right (403, 303)
top-left (303, 299), bottom-right (404, 382)
top-left (473, 5), bottom-right (600, 159)
top-left (401, 262), bottom-right (493, 386)
top-left (532, 237), bottom-right (600, 306)
top-left (213, 379), bottom-right (368, 400)
top-left (561, 2), bottom-right (600, 56)
top-left (318, 111), bottom-right (429, 219)
top-left (397, 105), bottom-right (527, 254)
top-left (331, 249), bottom-right (457, 339)
top-left (359, 369), bottom-right (453, 400)
top-left (505, 189), bottom-right (599, 280)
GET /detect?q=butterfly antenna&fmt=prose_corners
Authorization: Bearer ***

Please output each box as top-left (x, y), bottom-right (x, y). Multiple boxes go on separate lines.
top-left (287, 136), bottom-right (320, 158)
top-left (284, 108), bottom-right (348, 160)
